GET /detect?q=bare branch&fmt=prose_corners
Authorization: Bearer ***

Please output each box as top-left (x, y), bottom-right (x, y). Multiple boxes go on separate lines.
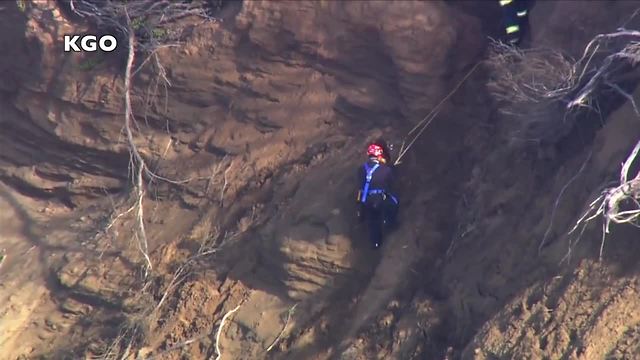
top-left (220, 160), bottom-right (233, 207)
top-left (214, 302), bottom-right (243, 360)
top-left (266, 303), bottom-right (299, 353)
top-left (538, 150), bottom-right (593, 253)
top-left (485, 42), bottom-right (576, 143)
top-left (115, 0), bottom-right (218, 273)
top-left (105, 203), bottom-right (137, 232)
top-left (122, 17), bottom-right (152, 275)
top-left (135, 168), bottom-right (152, 275)
top-left (487, 25), bottom-right (640, 261)
top-left (567, 140), bottom-right (640, 261)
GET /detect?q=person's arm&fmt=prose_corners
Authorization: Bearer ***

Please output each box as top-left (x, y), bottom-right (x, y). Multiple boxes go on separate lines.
top-left (355, 165), bottom-right (364, 196)
top-left (355, 165), bottom-right (365, 220)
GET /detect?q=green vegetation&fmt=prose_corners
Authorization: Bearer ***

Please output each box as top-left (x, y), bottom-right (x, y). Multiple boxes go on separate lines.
top-left (78, 55), bottom-right (106, 71)
top-left (16, 0), bottom-right (26, 12)
top-left (152, 28), bottom-right (168, 39)
top-left (130, 16), bottom-right (169, 41)
top-left (131, 17), bottom-right (145, 31)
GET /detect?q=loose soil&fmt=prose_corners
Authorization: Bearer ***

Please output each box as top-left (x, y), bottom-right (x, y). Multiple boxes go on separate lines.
top-left (2, 1), bottom-right (640, 359)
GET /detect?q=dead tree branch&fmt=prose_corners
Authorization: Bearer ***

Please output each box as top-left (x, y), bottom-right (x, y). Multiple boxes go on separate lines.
top-left (123, 25), bottom-right (152, 274)
top-left (488, 26), bottom-right (640, 260)
top-left (214, 302), bottom-right (243, 360)
top-left (568, 139), bottom-right (640, 262)
top-left (486, 29), bottom-right (640, 143)
top-left (564, 56), bottom-right (640, 262)
top-left (567, 30), bottom-right (640, 109)
top-left (538, 150), bottom-right (593, 253)
top-left (486, 42), bottom-right (576, 142)
top-left (67, 0), bottom-right (217, 273)
top-left (266, 303), bottom-right (299, 353)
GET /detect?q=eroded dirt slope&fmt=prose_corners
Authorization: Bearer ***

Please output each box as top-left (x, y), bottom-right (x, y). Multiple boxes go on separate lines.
top-left (0, 1), bottom-right (486, 358)
top-left (2, 1), bottom-right (640, 359)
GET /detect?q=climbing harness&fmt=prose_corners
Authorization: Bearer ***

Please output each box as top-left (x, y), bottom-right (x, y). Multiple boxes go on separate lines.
top-left (369, 189), bottom-right (399, 204)
top-left (358, 162), bottom-right (380, 203)
top-left (357, 162), bottom-right (399, 205)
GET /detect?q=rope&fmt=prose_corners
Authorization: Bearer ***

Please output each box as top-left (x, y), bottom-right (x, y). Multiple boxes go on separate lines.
top-left (394, 61), bottom-right (481, 165)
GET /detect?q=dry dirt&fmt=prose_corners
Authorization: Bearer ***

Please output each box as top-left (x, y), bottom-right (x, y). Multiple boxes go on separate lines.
top-left (2, 0), bottom-right (640, 359)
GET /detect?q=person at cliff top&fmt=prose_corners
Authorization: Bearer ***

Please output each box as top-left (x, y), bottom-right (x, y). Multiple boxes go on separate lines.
top-left (355, 139), bottom-right (399, 249)
top-left (499, 0), bottom-right (530, 46)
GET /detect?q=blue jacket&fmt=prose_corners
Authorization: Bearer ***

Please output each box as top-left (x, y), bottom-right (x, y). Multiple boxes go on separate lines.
top-left (357, 158), bottom-right (396, 199)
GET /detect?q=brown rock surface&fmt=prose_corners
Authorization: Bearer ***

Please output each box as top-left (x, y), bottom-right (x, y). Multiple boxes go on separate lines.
top-left (1, 1), bottom-right (640, 359)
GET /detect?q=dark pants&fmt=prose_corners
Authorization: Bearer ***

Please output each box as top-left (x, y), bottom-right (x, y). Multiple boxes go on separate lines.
top-left (499, 0), bottom-right (529, 45)
top-left (362, 193), bottom-right (399, 248)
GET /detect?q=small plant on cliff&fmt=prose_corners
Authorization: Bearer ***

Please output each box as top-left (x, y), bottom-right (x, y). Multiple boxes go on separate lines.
top-left (65, 0), bottom-right (223, 281)
top-left (64, 0), bottom-right (215, 55)
top-left (58, 2), bottom-right (242, 357)
top-left (16, 0), bottom-right (26, 12)
top-left (78, 54), bottom-right (105, 71)
top-left (61, 0), bottom-right (217, 277)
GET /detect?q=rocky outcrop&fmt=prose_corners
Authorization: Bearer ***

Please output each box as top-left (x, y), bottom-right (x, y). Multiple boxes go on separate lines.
top-left (0, 0), bottom-right (490, 357)
top-left (3, 0), bottom-right (640, 359)
top-left (446, 2), bottom-right (640, 359)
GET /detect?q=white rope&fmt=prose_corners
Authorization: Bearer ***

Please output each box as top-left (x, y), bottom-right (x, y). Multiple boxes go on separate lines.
top-left (394, 62), bottom-right (480, 165)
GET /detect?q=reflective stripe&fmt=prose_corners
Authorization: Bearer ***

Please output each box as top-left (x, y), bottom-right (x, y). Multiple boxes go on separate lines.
top-left (517, 10), bottom-right (528, 17)
top-left (499, 0), bottom-right (513, 6)
top-left (506, 25), bottom-right (520, 34)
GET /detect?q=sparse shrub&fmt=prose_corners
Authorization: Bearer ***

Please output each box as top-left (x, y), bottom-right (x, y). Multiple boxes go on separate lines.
top-left (485, 42), bottom-right (575, 144)
top-left (56, 0), bottom-right (218, 277)
top-left (486, 31), bottom-right (640, 145)
top-left (78, 54), bottom-right (105, 71)
top-left (61, 0), bottom-right (214, 54)
top-left (487, 28), bottom-right (640, 260)
top-left (152, 27), bottom-right (168, 40)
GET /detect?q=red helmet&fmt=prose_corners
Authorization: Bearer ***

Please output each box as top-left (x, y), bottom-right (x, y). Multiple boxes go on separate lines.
top-left (367, 143), bottom-right (384, 157)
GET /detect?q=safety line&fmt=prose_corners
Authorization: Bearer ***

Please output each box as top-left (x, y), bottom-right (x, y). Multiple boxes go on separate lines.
top-left (395, 61), bottom-right (481, 165)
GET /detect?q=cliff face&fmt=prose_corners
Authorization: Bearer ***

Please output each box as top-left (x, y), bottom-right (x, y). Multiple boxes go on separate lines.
top-left (453, 2), bottom-right (640, 358)
top-left (1, 0), bottom-right (640, 359)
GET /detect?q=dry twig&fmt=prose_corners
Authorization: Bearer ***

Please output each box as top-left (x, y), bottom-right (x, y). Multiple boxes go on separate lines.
top-left (82, 0), bottom-right (217, 275)
top-left (487, 26), bottom-right (640, 261)
top-left (266, 303), bottom-right (299, 353)
top-left (487, 29), bottom-right (640, 143)
top-left (214, 302), bottom-right (243, 360)
top-left (538, 150), bottom-right (593, 253)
